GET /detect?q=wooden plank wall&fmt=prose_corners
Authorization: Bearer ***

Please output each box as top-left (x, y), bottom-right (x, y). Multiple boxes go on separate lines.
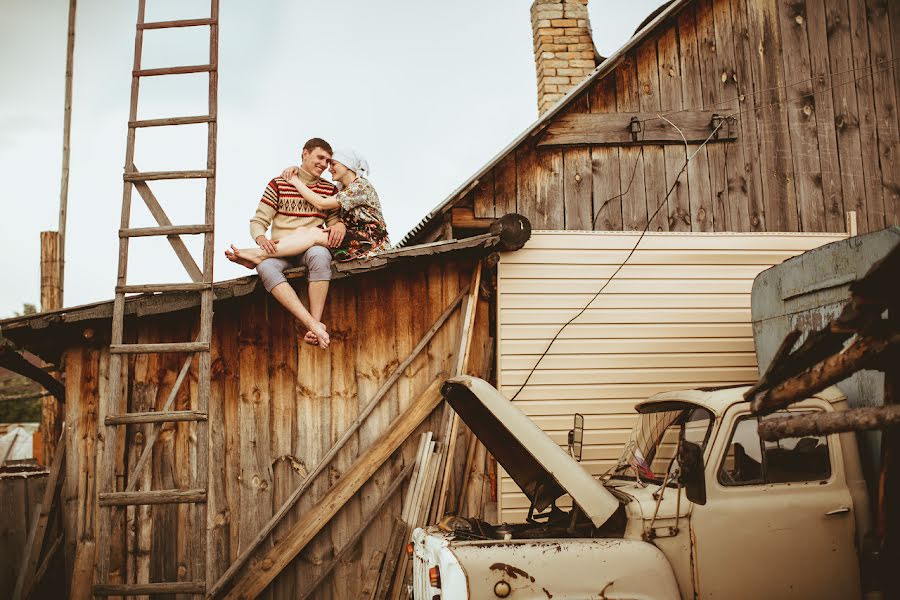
top-left (469, 0), bottom-right (898, 234)
top-left (60, 257), bottom-right (485, 599)
top-left (0, 471), bottom-right (48, 593)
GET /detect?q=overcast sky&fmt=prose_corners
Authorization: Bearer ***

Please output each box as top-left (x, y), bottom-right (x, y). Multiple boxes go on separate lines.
top-left (0, 0), bottom-right (663, 317)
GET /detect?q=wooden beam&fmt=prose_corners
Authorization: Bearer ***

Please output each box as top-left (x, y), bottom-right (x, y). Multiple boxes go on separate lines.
top-left (360, 551), bottom-right (386, 600)
top-left (40, 231), bottom-right (62, 312)
top-left (538, 111), bottom-right (737, 147)
top-left (296, 462), bottom-right (414, 600)
top-left (207, 287), bottom-right (469, 598)
top-left (12, 430), bottom-right (66, 600)
top-left (451, 207), bottom-right (495, 230)
top-left (220, 377), bottom-right (445, 600)
top-left (68, 540), bottom-right (95, 600)
top-left (131, 176), bottom-right (204, 282)
top-left (751, 331), bottom-right (900, 415)
top-left (759, 405), bottom-right (900, 441)
top-left (0, 341), bottom-right (65, 402)
top-left (435, 262), bottom-right (482, 519)
top-left (57, 0), bottom-right (76, 307)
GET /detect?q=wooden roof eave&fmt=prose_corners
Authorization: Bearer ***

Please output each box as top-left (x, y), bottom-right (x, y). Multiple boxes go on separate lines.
top-left (396, 0), bottom-right (693, 248)
top-left (0, 227), bottom-right (523, 341)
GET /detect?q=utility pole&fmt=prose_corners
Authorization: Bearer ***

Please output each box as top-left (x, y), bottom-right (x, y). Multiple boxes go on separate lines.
top-left (57, 0), bottom-right (77, 308)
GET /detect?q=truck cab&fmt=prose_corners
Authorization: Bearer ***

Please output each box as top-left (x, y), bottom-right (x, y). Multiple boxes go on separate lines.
top-left (412, 376), bottom-right (873, 599)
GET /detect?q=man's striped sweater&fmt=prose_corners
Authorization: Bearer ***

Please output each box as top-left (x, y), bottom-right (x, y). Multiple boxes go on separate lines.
top-left (249, 174), bottom-right (340, 242)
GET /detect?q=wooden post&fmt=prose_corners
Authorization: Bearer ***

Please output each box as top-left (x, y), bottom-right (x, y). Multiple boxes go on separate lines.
top-left (39, 231), bottom-right (63, 466)
top-left (40, 231), bottom-right (62, 312)
top-left (434, 261), bottom-right (482, 520)
top-left (846, 211), bottom-right (858, 236)
top-left (57, 0), bottom-right (77, 307)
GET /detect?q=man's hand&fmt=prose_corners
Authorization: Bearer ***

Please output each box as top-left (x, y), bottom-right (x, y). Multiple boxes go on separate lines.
top-left (255, 235), bottom-right (279, 254)
top-left (282, 165), bottom-right (300, 180)
top-left (327, 222), bottom-right (347, 248)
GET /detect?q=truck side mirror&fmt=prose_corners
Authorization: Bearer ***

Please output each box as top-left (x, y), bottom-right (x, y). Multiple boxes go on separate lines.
top-left (567, 413), bottom-right (584, 462)
top-left (679, 440), bottom-right (706, 505)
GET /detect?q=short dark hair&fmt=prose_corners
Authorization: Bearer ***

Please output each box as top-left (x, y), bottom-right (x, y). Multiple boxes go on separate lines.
top-left (303, 137), bottom-right (333, 155)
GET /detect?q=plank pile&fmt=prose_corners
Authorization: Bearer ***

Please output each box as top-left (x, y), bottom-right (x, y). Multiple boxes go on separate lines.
top-left (373, 432), bottom-right (444, 599)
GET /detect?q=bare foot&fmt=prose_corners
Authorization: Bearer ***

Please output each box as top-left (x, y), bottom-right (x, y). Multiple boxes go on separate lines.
top-left (230, 244), bottom-right (263, 267)
top-left (303, 330), bottom-right (320, 346)
top-left (224, 247), bottom-right (257, 270)
top-left (308, 322), bottom-right (330, 349)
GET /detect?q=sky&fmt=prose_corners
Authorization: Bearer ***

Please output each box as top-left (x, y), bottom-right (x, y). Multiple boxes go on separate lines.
top-left (0, 0), bottom-right (663, 318)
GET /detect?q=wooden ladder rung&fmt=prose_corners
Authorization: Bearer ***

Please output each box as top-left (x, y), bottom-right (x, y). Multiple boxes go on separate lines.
top-left (110, 342), bottom-right (210, 354)
top-left (124, 169), bottom-right (214, 182)
top-left (138, 17), bottom-right (216, 30)
top-left (98, 489), bottom-right (207, 507)
top-left (94, 582), bottom-right (206, 595)
top-left (118, 283), bottom-right (211, 294)
top-left (106, 410), bottom-right (208, 425)
top-left (134, 64), bottom-right (215, 77)
top-left (129, 115), bottom-right (215, 128)
top-left (120, 224), bottom-right (214, 237)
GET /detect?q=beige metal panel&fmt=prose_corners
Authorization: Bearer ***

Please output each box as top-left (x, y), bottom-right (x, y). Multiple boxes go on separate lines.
top-left (500, 366), bottom-right (760, 386)
top-left (501, 322), bottom-right (753, 340)
top-left (499, 294), bottom-right (750, 310)
top-left (500, 264), bottom-right (774, 280)
top-left (500, 279), bottom-right (755, 295)
top-left (501, 351), bottom-right (756, 371)
top-left (501, 307), bottom-right (752, 325)
top-left (496, 231), bottom-right (846, 522)
top-left (504, 250), bottom-right (822, 266)
top-left (501, 338), bottom-right (756, 356)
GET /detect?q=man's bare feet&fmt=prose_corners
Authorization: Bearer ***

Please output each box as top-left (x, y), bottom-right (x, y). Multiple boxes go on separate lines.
top-left (303, 330), bottom-right (320, 346)
top-left (225, 244), bottom-right (263, 269)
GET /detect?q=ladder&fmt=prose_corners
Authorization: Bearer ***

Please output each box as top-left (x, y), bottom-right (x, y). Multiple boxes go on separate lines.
top-left (94, 0), bottom-right (218, 596)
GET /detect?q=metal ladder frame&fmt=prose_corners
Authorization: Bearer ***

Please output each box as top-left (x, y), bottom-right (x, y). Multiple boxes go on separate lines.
top-left (94, 1), bottom-right (218, 595)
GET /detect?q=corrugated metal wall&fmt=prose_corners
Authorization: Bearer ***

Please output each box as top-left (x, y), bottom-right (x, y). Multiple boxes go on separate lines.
top-left (496, 231), bottom-right (846, 521)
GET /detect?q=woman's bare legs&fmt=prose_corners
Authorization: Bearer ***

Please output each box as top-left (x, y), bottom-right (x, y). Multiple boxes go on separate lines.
top-left (224, 227), bottom-right (329, 267)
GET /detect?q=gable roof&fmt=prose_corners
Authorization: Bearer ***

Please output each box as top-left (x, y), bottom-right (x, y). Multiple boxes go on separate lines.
top-left (397, 0), bottom-right (685, 247)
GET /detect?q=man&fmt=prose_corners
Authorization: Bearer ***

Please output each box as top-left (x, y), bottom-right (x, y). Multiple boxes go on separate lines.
top-left (249, 137), bottom-right (346, 347)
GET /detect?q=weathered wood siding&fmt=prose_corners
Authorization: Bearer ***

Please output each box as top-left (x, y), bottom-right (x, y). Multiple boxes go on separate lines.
top-left (0, 470), bottom-right (48, 593)
top-left (468, 0), bottom-right (899, 234)
top-left (61, 258), bottom-right (487, 599)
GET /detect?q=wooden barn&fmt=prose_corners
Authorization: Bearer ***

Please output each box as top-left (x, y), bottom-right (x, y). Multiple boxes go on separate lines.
top-left (2, 0), bottom-right (898, 598)
top-left (1, 226), bottom-right (528, 599)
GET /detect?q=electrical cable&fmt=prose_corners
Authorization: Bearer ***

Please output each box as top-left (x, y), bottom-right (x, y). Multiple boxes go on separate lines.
top-left (509, 59), bottom-right (899, 402)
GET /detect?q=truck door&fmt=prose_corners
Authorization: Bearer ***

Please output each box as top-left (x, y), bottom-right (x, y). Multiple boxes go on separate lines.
top-left (690, 404), bottom-right (860, 599)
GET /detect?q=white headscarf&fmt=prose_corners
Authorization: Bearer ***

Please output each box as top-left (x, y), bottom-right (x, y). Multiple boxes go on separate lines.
top-left (331, 148), bottom-right (370, 177)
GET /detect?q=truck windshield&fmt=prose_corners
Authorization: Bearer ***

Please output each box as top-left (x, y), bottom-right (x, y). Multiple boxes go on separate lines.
top-left (610, 404), bottom-right (714, 483)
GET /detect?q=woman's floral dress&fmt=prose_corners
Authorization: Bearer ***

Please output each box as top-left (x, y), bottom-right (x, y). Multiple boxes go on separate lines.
top-left (331, 177), bottom-right (390, 261)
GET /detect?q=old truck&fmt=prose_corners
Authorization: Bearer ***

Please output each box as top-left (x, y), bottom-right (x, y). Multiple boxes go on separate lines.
top-left (411, 376), bottom-right (875, 599)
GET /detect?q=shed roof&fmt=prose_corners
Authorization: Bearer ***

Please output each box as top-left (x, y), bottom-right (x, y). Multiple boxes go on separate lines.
top-left (397, 0), bottom-right (686, 247)
top-left (0, 232), bottom-right (503, 338)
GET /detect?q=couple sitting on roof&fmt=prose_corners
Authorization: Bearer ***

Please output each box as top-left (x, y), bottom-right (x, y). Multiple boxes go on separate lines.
top-left (225, 137), bottom-right (390, 350)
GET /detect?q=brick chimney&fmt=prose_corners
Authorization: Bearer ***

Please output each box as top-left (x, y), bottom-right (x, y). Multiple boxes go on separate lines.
top-left (531, 0), bottom-right (597, 114)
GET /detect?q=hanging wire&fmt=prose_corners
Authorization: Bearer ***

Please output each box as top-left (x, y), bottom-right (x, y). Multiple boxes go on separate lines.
top-left (509, 58), bottom-right (900, 402)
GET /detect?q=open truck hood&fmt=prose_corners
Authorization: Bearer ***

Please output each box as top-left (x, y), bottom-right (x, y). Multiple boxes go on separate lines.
top-left (441, 376), bottom-right (619, 528)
